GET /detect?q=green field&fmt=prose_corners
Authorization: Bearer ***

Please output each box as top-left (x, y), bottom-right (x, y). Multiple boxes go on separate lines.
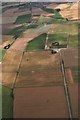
top-left (48, 33), bottom-right (67, 48)
top-left (26, 33), bottom-right (47, 51)
top-left (2, 86), bottom-right (13, 118)
top-left (51, 23), bottom-right (78, 34)
top-left (0, 50), bottom-right (6, 61)
top-left (14, 14), bottom-right (31, 24)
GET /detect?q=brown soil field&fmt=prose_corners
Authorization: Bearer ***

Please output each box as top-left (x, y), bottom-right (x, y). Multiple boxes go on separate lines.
top-left (2, 23), bottom-right (15, 34)
top-left (14, 10), bottom-right (31, 17)
top-left (2, 16), bottom-right (17, 24)
top-left (14, 86), bottom-right (68, 118)
top-left (15, 51), bottom-right (63, 88)
top-left (60, 9), bottom-right (78, 20)
top-left (0, 40), bottom-right (11, 49)
top-left (2, 50), bottom-right (23, 88)
top-left (3, 50), bottom-right (23, 72)
top-left (61, 48), bottom-right (78, 68)
top-left (68, 83), bottom-right (78, 118)
top-left (2, 8), bottom-right (18, 17)
top-left (2, 73), bottom-right (16, 88)
top-left (55, 4), bottom-right (71, 10)
top-left (60, 3), bottom-right (78, 20)
top-left (0, 35), bottom-right (13, 49)
top-left (2, 23), bottom-right (23, 34)
top-left (32, 8), bottom-right (49, 15)
top-left (2, 35), bottom-right (13, 43)
top-left (42, 13), bottom-right (54, 17)
top-left (70, 67), bottom-right (78, 82)
top-left (46, 3), bottom-right (58, 9)
top-left (65, 68), bottom-right (74, 84)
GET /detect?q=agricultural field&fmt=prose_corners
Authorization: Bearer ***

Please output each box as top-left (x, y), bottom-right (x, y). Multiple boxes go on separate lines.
top-left (61, 48), bottom-right (78, 83)
top-left (1, 2), bottom-right (79, 119)
top-left (2, 86), bottom-right (13, 118)
top-left (15, 51), bottom-right (63, 88)
top-left (26, 33), bottom-right (47, 51)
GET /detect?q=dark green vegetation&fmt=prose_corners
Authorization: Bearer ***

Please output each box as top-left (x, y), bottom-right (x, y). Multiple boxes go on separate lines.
top-left (2, 86), bottom-right (13, 118)
top-left (14, 14), bottom-right (31, 24)
top-left (26, 33), bottom-right (47, 51)
top-left (6, 24), bottom-right (38, 39)
top-left (48, 33), bottom-right (67, 48)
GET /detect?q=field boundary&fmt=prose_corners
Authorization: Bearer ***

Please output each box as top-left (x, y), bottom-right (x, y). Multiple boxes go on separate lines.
top-left (59, 50), bottom-right (73, 119)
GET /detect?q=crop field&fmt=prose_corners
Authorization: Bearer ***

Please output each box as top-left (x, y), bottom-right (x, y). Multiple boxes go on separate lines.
top-left (48, 33), bottom-right (67, 48)
top-left (14, 14), bottom-right (31, 24)
top-left (68, 83), bottom-right (78, 118)
top-left (2, 86), bottom-right (13, 118)
top-left (49, 23), bottom-right (78, 34)
top-left (61, 48), bottom-right (78, 83)
top-left (26, 33), bottom-right (47, 51)
top-left (2, 50), bottom-right (23, 88)
top-left (15, 51), bottom-right (63, 88)
top-left (6, 24), bottom-right (38, 39)
top-left (69, 34), bottom-right (78, 48)
top-left (14, 87), bottom-right (68, 118)
top-left (61, 48), bottom-right (78, 68)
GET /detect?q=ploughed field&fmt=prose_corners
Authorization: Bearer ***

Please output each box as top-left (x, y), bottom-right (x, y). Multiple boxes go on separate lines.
top-left (2, 49), bottom-right (78, 118)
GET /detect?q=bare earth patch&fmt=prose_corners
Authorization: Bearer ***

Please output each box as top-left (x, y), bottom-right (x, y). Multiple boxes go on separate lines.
top-left (68, 83), bottom-right (78, 118)
top-left (14, 86), bottom-right (68, 118)
top-left (61, 48), bottom-right (78, 68)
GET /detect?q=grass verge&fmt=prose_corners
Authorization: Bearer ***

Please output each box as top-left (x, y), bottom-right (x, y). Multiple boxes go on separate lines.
top-left (2, 86), bottom-right (13, 118)
top-left (0, 49), bottom-right (6, 61)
